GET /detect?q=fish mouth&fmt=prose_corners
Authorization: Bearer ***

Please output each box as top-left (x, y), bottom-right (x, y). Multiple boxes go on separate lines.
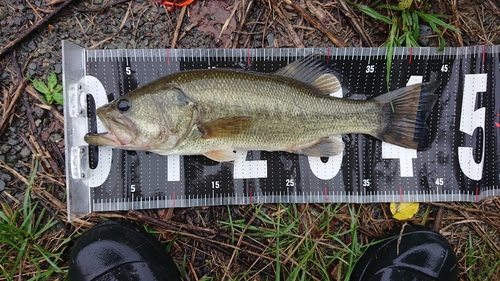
top-left (85, 108), bottom-right (139, 147)
top-left (84, 132), bottom-right (122, 146)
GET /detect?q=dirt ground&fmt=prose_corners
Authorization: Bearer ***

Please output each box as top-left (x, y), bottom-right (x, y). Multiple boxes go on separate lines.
top-left (0, 0), bottom-right (500, 280)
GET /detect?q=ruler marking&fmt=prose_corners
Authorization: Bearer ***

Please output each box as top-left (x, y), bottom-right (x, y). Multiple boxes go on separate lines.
top-left (77, 46), bottom-right (500, 212)
top-left (247, 49), bottom-right (251, 66)
top-left (172, 190), bottom-right (177, 208)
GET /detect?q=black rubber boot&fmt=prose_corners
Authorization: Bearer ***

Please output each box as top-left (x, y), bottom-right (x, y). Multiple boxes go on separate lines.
top-left (69, 220), bottom-right (181, 281)
top-left (350, 225), bottom-right (458, 281)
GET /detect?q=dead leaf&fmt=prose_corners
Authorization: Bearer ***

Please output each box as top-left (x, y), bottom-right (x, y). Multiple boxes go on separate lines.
top-left (190, 1), bottom-right (237, 46)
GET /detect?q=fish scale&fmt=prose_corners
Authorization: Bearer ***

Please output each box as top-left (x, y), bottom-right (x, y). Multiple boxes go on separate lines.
top-left (62, 41), bottom-right (500, 222)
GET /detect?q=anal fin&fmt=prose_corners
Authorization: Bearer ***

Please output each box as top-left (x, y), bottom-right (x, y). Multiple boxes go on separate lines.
top-left (291, 137), bottom-right (344, 157)
top-left (204, 149), bottom-right (238, 162)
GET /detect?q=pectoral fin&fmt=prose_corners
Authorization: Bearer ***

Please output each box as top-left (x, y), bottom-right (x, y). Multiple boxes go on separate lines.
top-left (204, 149), bottom-right (238, 162)
top-left (291, 137), bottom-right (344, 157)
top-left (199, 116), bottom-right (252, 139)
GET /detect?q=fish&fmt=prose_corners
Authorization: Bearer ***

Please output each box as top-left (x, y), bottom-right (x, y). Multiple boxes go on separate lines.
top-left (84, 56), bottom-right (438, 162)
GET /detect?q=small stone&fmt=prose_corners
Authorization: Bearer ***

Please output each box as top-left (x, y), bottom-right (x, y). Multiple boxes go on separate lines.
top-left (20, 147), bottom-right (31, 158)
top-left (28, 62), bottom-right (37, 70)
top-left (418, 25), bottom-right (433, 46)
top-left (0, 180), bottom-right (5, 191)
top-left (153, 23), bottom-right (163, 32)
top-left (35, 119), bottom-right (42, 127)
top-left (6, 155), bottom-right (19, 164)
top-left (50, 133), bottom-right (62, 143)
top-left (0, 144), bottom-right (11, 153)
top-left (7, 138), bottom-right (19, 146)
top-left (0, 173), bottom-right (12, 182)
top-left (27, 41), bottom-right (36, 52)
top-left (33, 106), bottom-right (45, 119)
top-left (54, 64), bottom-right (62, 74)
top-left (266, 33), bottom-right (274, 47)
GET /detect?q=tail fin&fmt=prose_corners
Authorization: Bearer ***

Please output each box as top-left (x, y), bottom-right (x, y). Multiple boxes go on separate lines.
top-left (373, 82), bottom-right (439, 151)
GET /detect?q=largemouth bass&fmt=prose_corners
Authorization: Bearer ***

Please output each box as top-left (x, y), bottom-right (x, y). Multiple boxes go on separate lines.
top-left (84, 57), bottom-right (438, 162)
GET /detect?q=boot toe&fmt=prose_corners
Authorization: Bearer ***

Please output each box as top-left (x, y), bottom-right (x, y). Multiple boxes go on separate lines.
top-left (69, 220), bottom-right (181, 281)
top-left (351, 225), bottom-right (458, 281)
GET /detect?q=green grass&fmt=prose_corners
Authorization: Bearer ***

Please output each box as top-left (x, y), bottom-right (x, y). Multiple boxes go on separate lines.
top-left (351, 0), bottom-right (460, 88)
top-left (463, 229), bottom-right (500, 280)
top-left (218, 203), bottom-right (381, 281)
top-left (0, 159), bottom-right (70, 280)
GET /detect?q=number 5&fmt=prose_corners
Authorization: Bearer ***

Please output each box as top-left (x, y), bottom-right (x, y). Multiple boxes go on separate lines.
top-left (458, 74), bottom-right (487, 180)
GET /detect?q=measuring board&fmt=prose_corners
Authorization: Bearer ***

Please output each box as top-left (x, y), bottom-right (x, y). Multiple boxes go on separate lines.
top-left (62, 41), bottom-right (500, 221)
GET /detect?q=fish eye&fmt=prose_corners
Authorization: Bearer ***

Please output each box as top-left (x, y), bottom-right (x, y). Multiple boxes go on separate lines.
top-left (116, 98), bottom-right (130, 112)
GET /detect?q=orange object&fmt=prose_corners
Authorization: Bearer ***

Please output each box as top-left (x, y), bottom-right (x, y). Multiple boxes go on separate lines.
top-left (157, 0), bottom-right (194, 12)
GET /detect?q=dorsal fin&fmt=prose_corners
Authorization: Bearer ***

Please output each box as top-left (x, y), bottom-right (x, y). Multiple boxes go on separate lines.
top-left (272, 56), bottom-right (341, 94)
